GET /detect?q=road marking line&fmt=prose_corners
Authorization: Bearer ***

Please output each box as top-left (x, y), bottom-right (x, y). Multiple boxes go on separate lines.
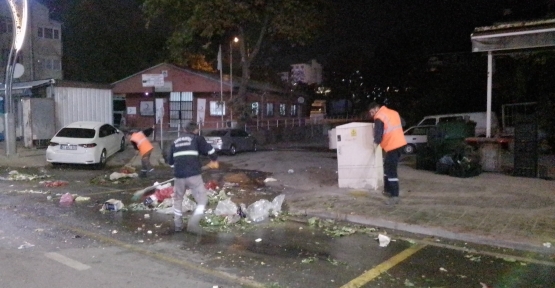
top-left (44, 252), bottom-right (91, 271)
top-left (340, 244), bottom-right (426, 288)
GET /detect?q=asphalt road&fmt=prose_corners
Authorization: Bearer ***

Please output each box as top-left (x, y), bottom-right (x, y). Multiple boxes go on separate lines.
top-left (0, 150), bottom-right (554, 288)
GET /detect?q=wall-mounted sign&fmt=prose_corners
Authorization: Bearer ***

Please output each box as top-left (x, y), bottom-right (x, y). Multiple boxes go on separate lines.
top-left (141, 74), bottom-right (164, 87)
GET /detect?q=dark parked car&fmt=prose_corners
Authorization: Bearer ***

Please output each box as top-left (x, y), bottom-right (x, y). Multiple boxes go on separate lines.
top-left (203, 129), bottom-right (257, 155)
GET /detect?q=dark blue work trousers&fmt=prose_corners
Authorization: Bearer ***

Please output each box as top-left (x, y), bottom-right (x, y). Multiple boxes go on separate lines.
top-left (383, 147), bottom-right (403, 197)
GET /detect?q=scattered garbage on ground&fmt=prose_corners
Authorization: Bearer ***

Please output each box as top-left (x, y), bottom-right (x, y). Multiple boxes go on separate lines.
top-left (307, 217), bottom-right (377, 237)
top-left (109, 172), bottom-right (138, 181)
top-left (378, 234), bottom-right (391, 247)
top-left (18, 242), bottom-right (35, 249)
top-left (59, 192), bottom-right (75, 206)
top-left (41, 180), bottom-right (69, 187)
top-left (1, 170), bottom-right (50, 181)
top-left (74, 196), bottom-right (90, 202)
top-left (100, 199), bottom-right (125, 212)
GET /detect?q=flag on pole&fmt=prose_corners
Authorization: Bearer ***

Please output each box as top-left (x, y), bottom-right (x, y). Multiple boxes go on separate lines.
top-left (217, 45), bottom-right (222, 71)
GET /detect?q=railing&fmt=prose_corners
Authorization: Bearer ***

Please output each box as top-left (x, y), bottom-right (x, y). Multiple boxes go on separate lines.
top-left (147, 116), bottom-right (369, 143)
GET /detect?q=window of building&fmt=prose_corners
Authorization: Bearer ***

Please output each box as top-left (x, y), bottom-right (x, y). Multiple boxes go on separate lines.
top-left (279, 103), bottom-right (286, 116)
top-left (290, 104), bottom-right (297, 116)
top-left (43, 59), bottom-right (62, 71)
top-left (169, 92), bottom-right (193, 128)
top-left (38, 27), bottom-right (60, 39)
top-left (1, 17), bottom-right (13, 34)
top-left (44, 28), bottom-right (53, 39)
top-left (266, 102), bottom-right (274, 117)
top-left (251, 102), bottom-right (259, 116)
top-left (209, 101), bottom-right (226, 116)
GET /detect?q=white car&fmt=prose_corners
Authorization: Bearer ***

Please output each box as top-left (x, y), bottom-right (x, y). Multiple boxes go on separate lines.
top-left (403, 125), bottom-right (435, 154)
top-left (46, 121), bottom-right (126, 168)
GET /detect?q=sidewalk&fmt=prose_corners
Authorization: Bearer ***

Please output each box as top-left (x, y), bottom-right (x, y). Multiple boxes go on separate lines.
top-left (2, 141), bottom-right (555, 255)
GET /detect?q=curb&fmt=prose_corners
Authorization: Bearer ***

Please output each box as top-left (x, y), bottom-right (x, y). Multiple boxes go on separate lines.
top-left (288, 207), bottom-right (554, 256)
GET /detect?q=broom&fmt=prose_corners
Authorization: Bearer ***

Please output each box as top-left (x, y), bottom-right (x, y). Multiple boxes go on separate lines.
top-left (121, 151), bottom-right (140, 173)
top-left (130, 161), bottom-right (219, 202)
top-left (131, 178), bottom-right (175, 202)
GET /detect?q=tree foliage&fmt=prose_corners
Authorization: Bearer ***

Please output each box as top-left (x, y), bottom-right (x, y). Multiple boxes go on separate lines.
top-left (142, 0), bottom-right (330, 120)
top-left (53, 0), bottom-right (169, 82)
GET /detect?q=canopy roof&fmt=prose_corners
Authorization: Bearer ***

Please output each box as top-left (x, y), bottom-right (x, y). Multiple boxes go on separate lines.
top-left (471, 19), bottom-right (555, 52)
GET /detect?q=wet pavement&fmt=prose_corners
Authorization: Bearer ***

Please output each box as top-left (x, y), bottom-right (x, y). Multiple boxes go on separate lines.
top-left (1, 140), bottom-right (555, 287)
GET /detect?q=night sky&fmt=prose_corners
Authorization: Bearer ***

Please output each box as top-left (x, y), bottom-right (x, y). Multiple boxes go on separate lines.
top-left (39, 0), bottom-right (555, 84)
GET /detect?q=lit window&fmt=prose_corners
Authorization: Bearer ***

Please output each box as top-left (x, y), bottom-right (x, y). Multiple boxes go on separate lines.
top-left (279, 104), bottom-right (286, 116)
top-left (266, 103), bottom-right (274, 116)
top-left (290, 104), bottom-right (297, 116)
top-left (251, 102), bottom-right (259, 116)
top-left (209, 101), bottom-right (226, 116)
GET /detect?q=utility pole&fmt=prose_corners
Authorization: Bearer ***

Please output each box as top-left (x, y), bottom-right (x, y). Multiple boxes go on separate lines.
top-left (4, 0), bottom-right (29, 157)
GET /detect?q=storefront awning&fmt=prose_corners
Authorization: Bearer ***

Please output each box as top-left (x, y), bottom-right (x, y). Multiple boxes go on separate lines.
top-left (0, 79), bottom-right (56, 91)
top-left (471, 19), bottom-right (555, 52)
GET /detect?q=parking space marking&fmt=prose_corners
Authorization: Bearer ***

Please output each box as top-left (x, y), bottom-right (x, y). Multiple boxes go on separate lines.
top-left (340, 244), bottom-right (426, 288)
top-left (45, 252), bottom-right (91, 271)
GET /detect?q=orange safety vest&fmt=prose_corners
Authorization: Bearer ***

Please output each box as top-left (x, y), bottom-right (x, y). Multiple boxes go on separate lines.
top-left (374, 106), bottom-right (407, 152)
top-left (130, 131), bottom-right (154, 156)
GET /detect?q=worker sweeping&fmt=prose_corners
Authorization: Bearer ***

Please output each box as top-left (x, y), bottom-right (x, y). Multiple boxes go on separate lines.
top-left (128, 125), bottom-right (155, 178)
top-left (167, 122), bottom-right (218, 234)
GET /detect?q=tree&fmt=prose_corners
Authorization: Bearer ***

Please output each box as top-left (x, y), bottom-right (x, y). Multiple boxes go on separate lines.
top-left (142, 0), bottom-right (330, 121)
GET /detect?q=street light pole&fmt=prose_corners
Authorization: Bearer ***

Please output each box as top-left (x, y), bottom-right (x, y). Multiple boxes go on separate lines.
top-left (4, 0), bottom-right (29, 157)
top-left (229, 37), bottom-right (238, 123)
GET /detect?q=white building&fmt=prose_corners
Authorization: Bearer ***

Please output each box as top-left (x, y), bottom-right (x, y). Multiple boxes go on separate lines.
top-left (0, 0), bottom-right (63, 82)
top-left (288, 59), bottom-right (322, 85)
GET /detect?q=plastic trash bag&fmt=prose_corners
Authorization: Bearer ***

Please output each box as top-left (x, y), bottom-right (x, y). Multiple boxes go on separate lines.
top-left (214, 198), bottom-right (238, 216)
top-left (59, 193), bottom-right (74, 206)
top-left (271, 194), bottom-right (285, 215)
top-left (246, 199), bottom-right (273, 222)
top-left (245, 194), bottom-right (285, 222)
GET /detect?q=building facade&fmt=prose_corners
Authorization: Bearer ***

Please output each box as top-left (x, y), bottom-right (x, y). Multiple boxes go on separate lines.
top-left (0, 0), bottom-right (63, 83)
top-left (289, 59), bottom-right (322, 85)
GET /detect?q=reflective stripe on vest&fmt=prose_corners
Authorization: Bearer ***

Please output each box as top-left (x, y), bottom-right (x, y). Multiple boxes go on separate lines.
top-left (173, 150), bottom-right (199, 157)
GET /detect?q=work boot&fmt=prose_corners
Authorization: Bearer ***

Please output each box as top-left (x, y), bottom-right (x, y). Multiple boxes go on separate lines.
top-left (385, 196), bottom-right (400, 206)
top-left (139, 170), bottom-right (147, 178)
top-left (174, 217), bottom-right (183, 232)
top-left (187, 215), bottom-right (203, 235)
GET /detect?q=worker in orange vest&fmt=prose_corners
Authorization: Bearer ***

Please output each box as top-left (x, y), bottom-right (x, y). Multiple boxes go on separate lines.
top-left (368, 102), bottom-right (407, 205)
top-left (128, 125), bottom-right (155, 178)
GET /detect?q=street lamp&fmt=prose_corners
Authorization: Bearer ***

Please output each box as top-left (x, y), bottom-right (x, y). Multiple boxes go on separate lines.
top-left (4, 0), bottom-right (29, 156)
top-left (229, 37), bottom-right (239, 122)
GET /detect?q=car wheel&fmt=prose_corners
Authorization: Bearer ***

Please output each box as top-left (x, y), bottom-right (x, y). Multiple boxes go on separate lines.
top-left (229, 145), bottom-right (237, 156)
top-left (118, 137), bottom-right (125, 152)
top-left (403, 144), bottom-right (416, 154)
top-left (96, 149), bottom-right (107, 169)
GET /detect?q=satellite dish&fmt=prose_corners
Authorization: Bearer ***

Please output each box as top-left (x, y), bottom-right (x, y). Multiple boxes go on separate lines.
top-left (13, 63), bottom-right (24, 79)
top-left (297, 97), bottom-right (305, 104)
